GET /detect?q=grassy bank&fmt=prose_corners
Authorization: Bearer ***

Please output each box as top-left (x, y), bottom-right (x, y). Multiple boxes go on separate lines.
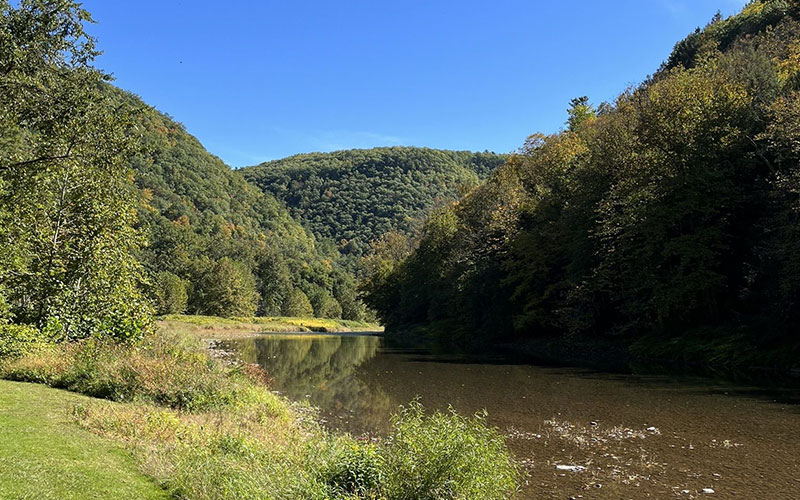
top-left (0, 323), bottom-right (521, 499)
top-left (0, 380), bottom-right (168, 500)
top-left (159, 314), bottom-right (383, 340)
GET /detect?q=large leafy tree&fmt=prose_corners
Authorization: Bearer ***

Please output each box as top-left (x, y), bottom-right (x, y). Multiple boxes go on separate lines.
top-left (0, 0), bottom-right (151, 340)
top-left (363, 1), bottom-right (800, 361)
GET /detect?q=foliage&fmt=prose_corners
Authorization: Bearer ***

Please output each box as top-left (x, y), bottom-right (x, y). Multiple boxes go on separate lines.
top-left (0, 323), bottom-right (51, 357)
top-left (283, 288), bottom-right (315, 318)
top-left (379, 401), bottom-right (522, 500)
top-left (362, 2), bottom-right (800, 367)
top-left (152, 271), bottom-right (188, 315)
top-left (0, 329), bottom-right (273, 411)
top-left (321, 442), bottom-right (384, 499)
top-left (242, 147), bottom-right (506, 265)
top-left (309, 287), bottom-right (344, 319)
top-left (0, 0), bottom-right (152, 341)
top-left (194, 257), bottom-right (259, 318)
top-left (1, 323), bottom-right (522, 500)
top-left (124, 94), bottom-right (372, 320)
top-left (566, 96), bottom-right (596, 131)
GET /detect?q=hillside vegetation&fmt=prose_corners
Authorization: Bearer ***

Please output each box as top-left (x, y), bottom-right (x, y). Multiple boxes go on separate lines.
top-left (121, 90), bottom-right (368, 321)
top-left (242, 148), bottom-right (506, 262)
top-left (363, 0), bottom-right (800, 374)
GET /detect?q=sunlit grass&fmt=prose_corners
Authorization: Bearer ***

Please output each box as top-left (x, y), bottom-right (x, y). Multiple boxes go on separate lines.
top-left (0, 380), bottom-right (169, 500)
top-left (0, 323), bottom-right (521, 499)
top-left (159, 314), bottom-right (383, 339)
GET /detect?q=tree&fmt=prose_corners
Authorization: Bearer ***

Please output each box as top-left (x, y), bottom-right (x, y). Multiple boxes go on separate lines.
top-left (308, 287), bottom-right (343, 319)
top-left (152, 272), bottom-right (188, 315)
top-left (0, 0), bottom-right (151, 341)
top-left (254, 249), bottom-right (291, 316)
top-left (196, 258), bottom-right (258, 318)
top-left (282, 289), bottom-right (314, 318)
top-left (566, 96), bottom-right (596, 131)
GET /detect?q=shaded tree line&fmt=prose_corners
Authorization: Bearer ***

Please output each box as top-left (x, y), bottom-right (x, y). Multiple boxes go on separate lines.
top-left (363, 1), bottom-right (800, 366)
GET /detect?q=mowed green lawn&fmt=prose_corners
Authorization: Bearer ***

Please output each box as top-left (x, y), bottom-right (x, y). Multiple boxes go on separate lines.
top-left (0, 380), bottom-right (168, 500)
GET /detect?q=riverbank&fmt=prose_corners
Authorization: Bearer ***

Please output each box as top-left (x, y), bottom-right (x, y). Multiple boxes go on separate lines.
top-left (159, 314), bottom-right (383, 340)
top-left (221, 330), bottom-right (800, 499)
top-left (0, 380), bottom-right (169, 500)
top-left (0, 321), bottom-right (520, 499)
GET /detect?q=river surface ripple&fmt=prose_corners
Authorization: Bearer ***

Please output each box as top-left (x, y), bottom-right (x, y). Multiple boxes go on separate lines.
top-left (218, 333), bottom-right (800, 500)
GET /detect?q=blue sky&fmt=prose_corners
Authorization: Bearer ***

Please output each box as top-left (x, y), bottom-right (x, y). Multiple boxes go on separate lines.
top-left (83, 0), bottom-right (749, 167)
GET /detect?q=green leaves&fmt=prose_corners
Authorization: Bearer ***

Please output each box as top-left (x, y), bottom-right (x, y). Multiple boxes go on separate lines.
top-left (1, 1), bottom-right (151, 341)
top-left (366, 1), bottom-right (800, 356)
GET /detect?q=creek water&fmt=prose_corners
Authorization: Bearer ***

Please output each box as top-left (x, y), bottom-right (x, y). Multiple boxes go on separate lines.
top-left (219, 333), bottom-right (800, 499)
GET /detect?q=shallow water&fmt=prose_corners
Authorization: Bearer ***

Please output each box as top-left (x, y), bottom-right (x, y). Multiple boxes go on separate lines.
top-left (220, 334), bottom-right (800, 499)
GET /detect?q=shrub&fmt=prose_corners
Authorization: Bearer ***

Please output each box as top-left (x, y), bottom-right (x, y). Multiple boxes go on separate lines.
top-left (4, 326), bottom-right (523, 500)
top-left (380, 401), bottom-right (522, 500)
top-left (0, 324), bottom-right (52, 357)
top-left (322, 441), bottom-right (384, 498)
top-left (0, 329), bottom-right (276, 412)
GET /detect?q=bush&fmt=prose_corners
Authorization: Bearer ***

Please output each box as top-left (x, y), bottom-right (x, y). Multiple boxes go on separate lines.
top-left (380, 401), bottom-right (522, 500)
top-left (0, 324), bottom-right (52, 357)
top-left (322, 441), bottom-right (384, 498)
top-left (3, 326), bottom-right (523, 499)
top-left (0, 329), bottom-right (273, 412)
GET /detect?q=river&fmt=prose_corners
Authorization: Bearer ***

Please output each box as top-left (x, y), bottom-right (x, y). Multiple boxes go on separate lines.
top-left (218, 333), bottom-right (800, 499)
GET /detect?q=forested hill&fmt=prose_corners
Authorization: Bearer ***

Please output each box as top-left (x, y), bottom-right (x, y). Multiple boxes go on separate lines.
top-left (241, 148), bottom-right (506, 259)
top-left (362, 0), bottom-right (800, 372)
top-left (111, 88), bottom-right (367, 321)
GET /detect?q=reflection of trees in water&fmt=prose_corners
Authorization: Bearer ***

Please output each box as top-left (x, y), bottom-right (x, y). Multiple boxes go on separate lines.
top-left (227, 335), bottom-right (393, 433)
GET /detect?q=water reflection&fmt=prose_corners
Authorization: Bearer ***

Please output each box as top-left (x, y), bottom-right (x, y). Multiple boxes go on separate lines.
top-left (223, 334), bottom-right (394, 431)
top-left (222, 333), bottom-right (800, 499)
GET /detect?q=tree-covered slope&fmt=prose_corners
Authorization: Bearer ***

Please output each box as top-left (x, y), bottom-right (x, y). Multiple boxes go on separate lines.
top-left (106, 88), bottom-right (366, 320)
top-left (241, 148), bottom-right (506, 259)
top-left (362, 0), bottom-right (800, 370)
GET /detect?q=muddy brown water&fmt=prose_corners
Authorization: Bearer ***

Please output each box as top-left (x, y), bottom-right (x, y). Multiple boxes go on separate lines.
top-left (219, 334), bottom-right (800, 499)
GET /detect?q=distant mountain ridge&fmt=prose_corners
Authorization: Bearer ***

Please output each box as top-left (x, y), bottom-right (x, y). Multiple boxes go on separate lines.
top-left (241, 147), bottom-right (507, 259)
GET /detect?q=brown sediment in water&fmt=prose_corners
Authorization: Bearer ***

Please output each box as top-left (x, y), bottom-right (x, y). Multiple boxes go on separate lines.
top-left (217, 334), bottom-right (800, 500)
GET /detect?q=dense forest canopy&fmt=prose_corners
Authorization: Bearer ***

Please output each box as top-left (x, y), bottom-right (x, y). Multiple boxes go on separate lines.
top-left (4, 0), bottom-right (800, 375)
top-left (0, 0), bottom-right (369, 327)
top-left (362, 0), bottom-right (800, 367)
top-left (242, 148), bottom-right (506, 263)
top-left (120, 89), bottom-right (368, 320)
top-left (0, 0), bottom-right (507, 327)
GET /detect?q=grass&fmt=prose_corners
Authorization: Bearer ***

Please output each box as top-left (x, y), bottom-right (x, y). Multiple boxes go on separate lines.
top-left (0, 380), bottom-right (169, 500)
top-left (159, 314), bottom-right (383, 339)
top-left (0, 324), bottom-right (522, 499)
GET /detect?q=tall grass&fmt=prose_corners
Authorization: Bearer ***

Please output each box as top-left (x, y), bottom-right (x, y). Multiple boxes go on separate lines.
top-left (0, 327), bottom-right (522, 499)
